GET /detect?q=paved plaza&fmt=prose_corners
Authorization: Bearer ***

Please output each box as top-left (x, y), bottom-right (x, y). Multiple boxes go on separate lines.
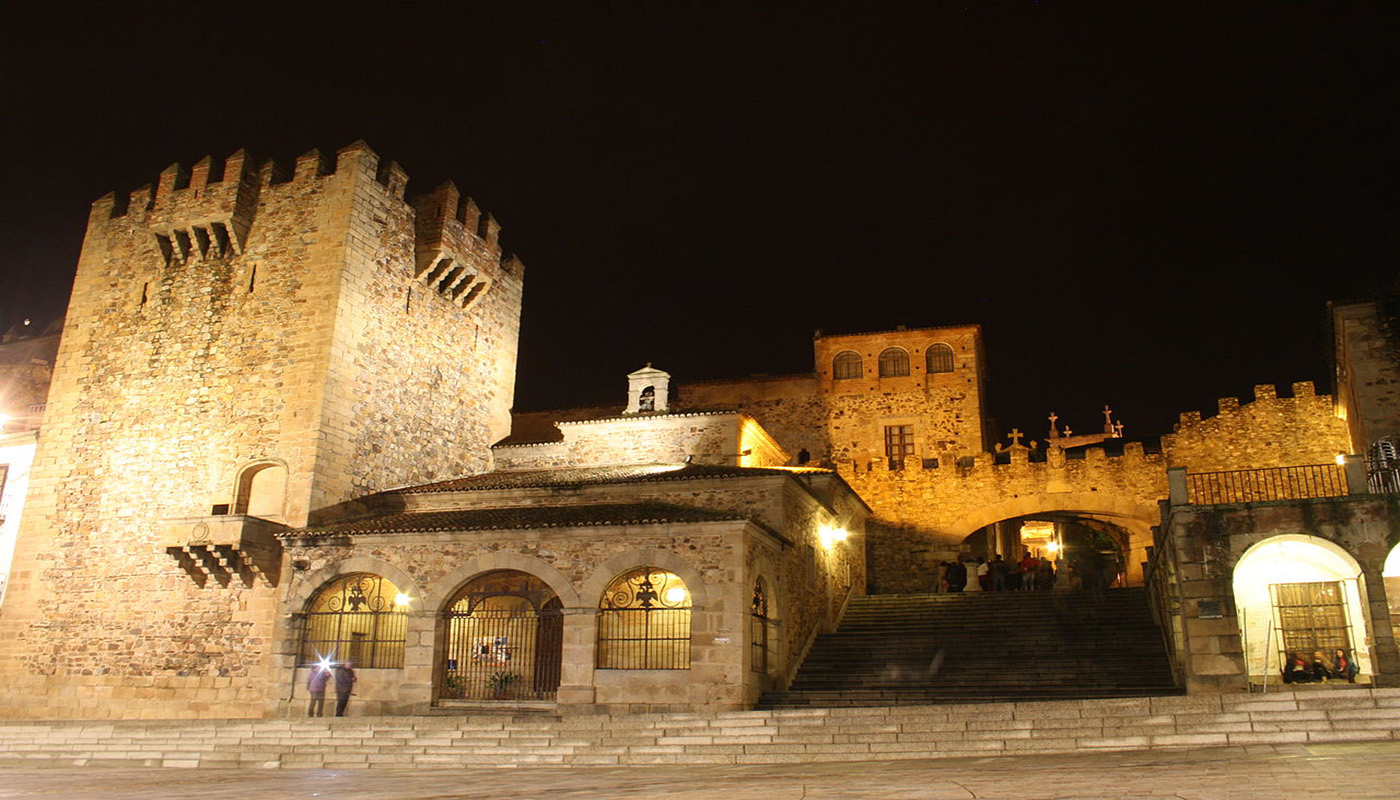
top-left (0, 741), bottom-right (1396, 800)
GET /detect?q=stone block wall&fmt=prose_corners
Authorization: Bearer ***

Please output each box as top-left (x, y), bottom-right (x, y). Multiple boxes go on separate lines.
top-left (0, 143), bottom-right (523, 719)
top-left (852, 444), bottom-right (1167, 592)
top-left (274, 471), bottom-right (865, 714)
top-left (1155, 493), bottom-right (1400, 694)
top-left (1162, 383), bottom-right (1350, 473)
top-left (493, 412), bottom-right (786, 470)
top-left (1332, 300), bottom-right (1400, 452)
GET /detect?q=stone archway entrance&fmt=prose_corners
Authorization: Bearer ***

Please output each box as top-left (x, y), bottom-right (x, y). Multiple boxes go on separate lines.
top-left (1233, 536), bottom-right (1375, 685)
top-left (439, 570), bottom-right (564, 702)
top-left (961, 513), bottom-right (1133, 591)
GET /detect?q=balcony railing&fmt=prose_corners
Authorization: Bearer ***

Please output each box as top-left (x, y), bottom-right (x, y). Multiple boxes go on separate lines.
top-left (1185, 464), bottom-right (1348, 505)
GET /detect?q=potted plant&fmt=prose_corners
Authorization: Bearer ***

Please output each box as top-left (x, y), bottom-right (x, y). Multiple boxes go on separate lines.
top-left (487, 671), bottom-right (520, 700)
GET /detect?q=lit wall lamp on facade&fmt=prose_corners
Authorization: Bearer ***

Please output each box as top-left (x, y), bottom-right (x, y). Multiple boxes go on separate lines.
top-left (819, 525), bottom-right (849, 548)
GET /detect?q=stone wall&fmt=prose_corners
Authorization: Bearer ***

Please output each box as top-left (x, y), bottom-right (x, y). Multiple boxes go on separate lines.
top-left (494, 412), bottom-right (787, 470)
top-left (1332, 300), bottom-right (1400, 452)
top-left (274, 471), bottom-right (866, 714)
top-left (676, 325), bottom-right (988, 467)
top-left (1154, 489), bottom-right (1400, 693)
top-left (0, 143), bottom-right (523, 719)
top-left (816, 326), bottom-right (988, 462)
top-left (681, 330), bottom-right (1354, 595)
top-left (1162, 383), bottom-right (1351, 473)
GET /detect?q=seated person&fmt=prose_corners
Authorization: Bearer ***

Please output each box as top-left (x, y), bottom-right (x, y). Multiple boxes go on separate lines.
top-left (1332, 648), bottom-right (1360, 683)
top-left (1310, 650), bottom-right (1333, 682)
top-left (1282, 652), bottom-right (1312, 683)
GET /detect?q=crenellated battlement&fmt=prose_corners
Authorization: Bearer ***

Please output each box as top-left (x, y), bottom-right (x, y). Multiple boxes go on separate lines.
top-left (88, 141), bottom-right (418, 268)
top-left (849, 439), bottom-right (1158, 478)
top-left (1170, 381), bottom-right (1323, 432)
top-left (410, 180), bottom-right (514, 309)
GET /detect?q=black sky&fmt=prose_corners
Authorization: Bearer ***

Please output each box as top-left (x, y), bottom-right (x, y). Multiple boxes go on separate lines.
top-left (1, 2), bottom-right (1395, 441)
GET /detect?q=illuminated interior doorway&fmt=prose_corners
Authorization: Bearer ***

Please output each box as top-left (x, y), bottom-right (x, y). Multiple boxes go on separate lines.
top-left (1384, 544), bottom-right (1400, 642)
top-left (440, 570), bottom-right (563, 702)
top-left (1233, 536), bottom-right (1372, 684)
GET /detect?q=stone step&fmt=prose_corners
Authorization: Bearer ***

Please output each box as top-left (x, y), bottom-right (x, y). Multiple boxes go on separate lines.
top-left (0, 689), bottom-right (1394, 769)
top-left (765, 588), bottom-right (1174, 708)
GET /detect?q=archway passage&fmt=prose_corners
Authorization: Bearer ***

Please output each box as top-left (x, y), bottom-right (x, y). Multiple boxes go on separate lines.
top-left (1233, 536), bottom-right (1374, 685)
top-left (440, 570), bottom-right (563, 702)
top-left (961, 513), bottom-right (1131, 591)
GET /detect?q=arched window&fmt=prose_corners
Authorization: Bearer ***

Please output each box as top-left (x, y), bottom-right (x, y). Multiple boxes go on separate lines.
top-left (832, 351), bottom-right (862, 380)
top-left (300, 573), bottom-right (408, 669)
top-left (925, 343), bottom-right (955, 373)
top-left (750, 578), bottom-right (769, 673)
top-left (597, 567), bottom-right (692, 669)
top-left (878, 347), bottom-right (910, 377)
top-left (440, 570), bottom-right (563, 701)
top-left (234, 462), bottom-right (287, 519)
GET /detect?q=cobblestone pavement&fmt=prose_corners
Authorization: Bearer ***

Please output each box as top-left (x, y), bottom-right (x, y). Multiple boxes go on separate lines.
top-left (0, 741), bottom-right (1396, 799)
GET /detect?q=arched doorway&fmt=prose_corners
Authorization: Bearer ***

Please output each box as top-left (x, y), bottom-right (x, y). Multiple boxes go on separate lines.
top-left (1384, 544), bottom-right (1400, 641)
top-left (1233, 536), bottom-right (1373, 684)
top-left (961, 514), bottom-right (1131, 591)
top-left (439, 570), bottom-right (563, 702)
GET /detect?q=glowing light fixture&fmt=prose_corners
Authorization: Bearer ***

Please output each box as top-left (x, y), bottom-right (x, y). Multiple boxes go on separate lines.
top-left (394, 592), bottom-right (412, 607)
top-left (1046, 541), bottom-right (1060, 555)
top-left (1335, 453), bottom-right (1347, 466)
top-left (664, 586), bottom-right (688, 605)
top-left (819, 525), bottom-right (849, 548)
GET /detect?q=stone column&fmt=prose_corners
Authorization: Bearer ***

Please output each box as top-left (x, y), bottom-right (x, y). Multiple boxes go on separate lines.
top-left (554, 607), bottom-right (598, 707)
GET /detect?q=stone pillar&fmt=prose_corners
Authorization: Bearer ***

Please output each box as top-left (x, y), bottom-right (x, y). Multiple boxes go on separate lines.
top-left (554, 607), bottom-right (597, 707)
top-left (1360, 563), bottom-right (1400, 687)
top-left (1343, 454), bottom-right (1368, 495)
top-left (1167, 467), bottom-right (1189, 505)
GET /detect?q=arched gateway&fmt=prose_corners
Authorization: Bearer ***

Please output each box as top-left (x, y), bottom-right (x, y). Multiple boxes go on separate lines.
top-left (439, 570), bottom-right (564, 702)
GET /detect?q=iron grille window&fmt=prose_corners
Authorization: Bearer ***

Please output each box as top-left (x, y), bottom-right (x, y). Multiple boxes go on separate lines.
top-left (878, 347), bottom-right (910, 377)
top-left (750, 579), bottom-right (769, 673)
top-left (441, 570), bottom-right (563, 701)
top-left (885, 425), bottom-right (915, 469)
top-left (926, 343), bottom-right (955, 373)
top-left (597, 568), bottom-right (692, 670)
top-left (1271, 581), bottom-right (1351, 658)
top-left (832, 351), bottom-right (862, 380)
top-left (299, 573), bottom-right (407, 669)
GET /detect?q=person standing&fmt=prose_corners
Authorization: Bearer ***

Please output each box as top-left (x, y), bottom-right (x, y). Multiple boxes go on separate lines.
top-left (1019, 551), bottom-right (1039, 591)
top-left (307, 663), bottom-right (332, 717)
top-left (333, 662), bottom-right (357, 717)
top-left (947, 560), bottom-right (967, 592)
top-left (975, 557), bottom-right (990, 592)
top-left (989, 554), bottom-right (1008, 591)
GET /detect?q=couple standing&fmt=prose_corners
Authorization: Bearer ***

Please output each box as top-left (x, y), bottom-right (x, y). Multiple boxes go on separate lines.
top-left (307, 661), bottom-right (357, 717)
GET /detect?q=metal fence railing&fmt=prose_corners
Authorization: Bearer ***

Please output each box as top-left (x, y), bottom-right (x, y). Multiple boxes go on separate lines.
top-left (1186, 464), bottom-right (1347, 505)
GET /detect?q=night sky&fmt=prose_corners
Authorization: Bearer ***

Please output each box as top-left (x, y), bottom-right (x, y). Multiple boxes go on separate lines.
top-left (2, 3), bottom-right (1395, 442)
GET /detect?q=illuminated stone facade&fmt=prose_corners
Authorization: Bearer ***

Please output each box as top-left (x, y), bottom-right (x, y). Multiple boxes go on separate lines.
top-left (678, 324), bottom-right (1353, 594)
top-left (0, 143), bottom-right (522, 718)
top-left (276, 464), bottom-right (866, 714)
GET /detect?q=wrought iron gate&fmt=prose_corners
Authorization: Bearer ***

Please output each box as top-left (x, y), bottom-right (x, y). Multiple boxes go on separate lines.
top-left (1270, 581), bottom-right (1352, 659)
top-left (441, 571), bottom-right (563, 702)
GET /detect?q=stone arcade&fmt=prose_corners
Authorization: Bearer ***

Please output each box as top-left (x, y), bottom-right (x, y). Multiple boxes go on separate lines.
top-left (0, 143), bottom-right (1396, 722)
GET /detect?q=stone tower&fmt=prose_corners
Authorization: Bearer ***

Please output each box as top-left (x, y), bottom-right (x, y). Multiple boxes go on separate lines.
top-left (0, 142), bottom-right (523, 719)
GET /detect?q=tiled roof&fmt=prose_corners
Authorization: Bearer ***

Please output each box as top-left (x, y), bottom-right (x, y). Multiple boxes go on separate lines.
top-left (395, 463), bottom-right (831, 494)
top-left (283, 501), bottom-right (747, 538)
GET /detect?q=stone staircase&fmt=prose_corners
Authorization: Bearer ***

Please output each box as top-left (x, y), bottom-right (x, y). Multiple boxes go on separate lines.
top-left (0, 689), bottom-right (1395, 769)
top-left (761, 588), bottom-right (1179, 708)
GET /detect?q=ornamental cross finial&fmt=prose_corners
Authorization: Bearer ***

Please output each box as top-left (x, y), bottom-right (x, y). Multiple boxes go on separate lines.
top-left (1048, 412), bottom-right (1060, 438)
top-left (1007, 428), bottom-right (1026, 449)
